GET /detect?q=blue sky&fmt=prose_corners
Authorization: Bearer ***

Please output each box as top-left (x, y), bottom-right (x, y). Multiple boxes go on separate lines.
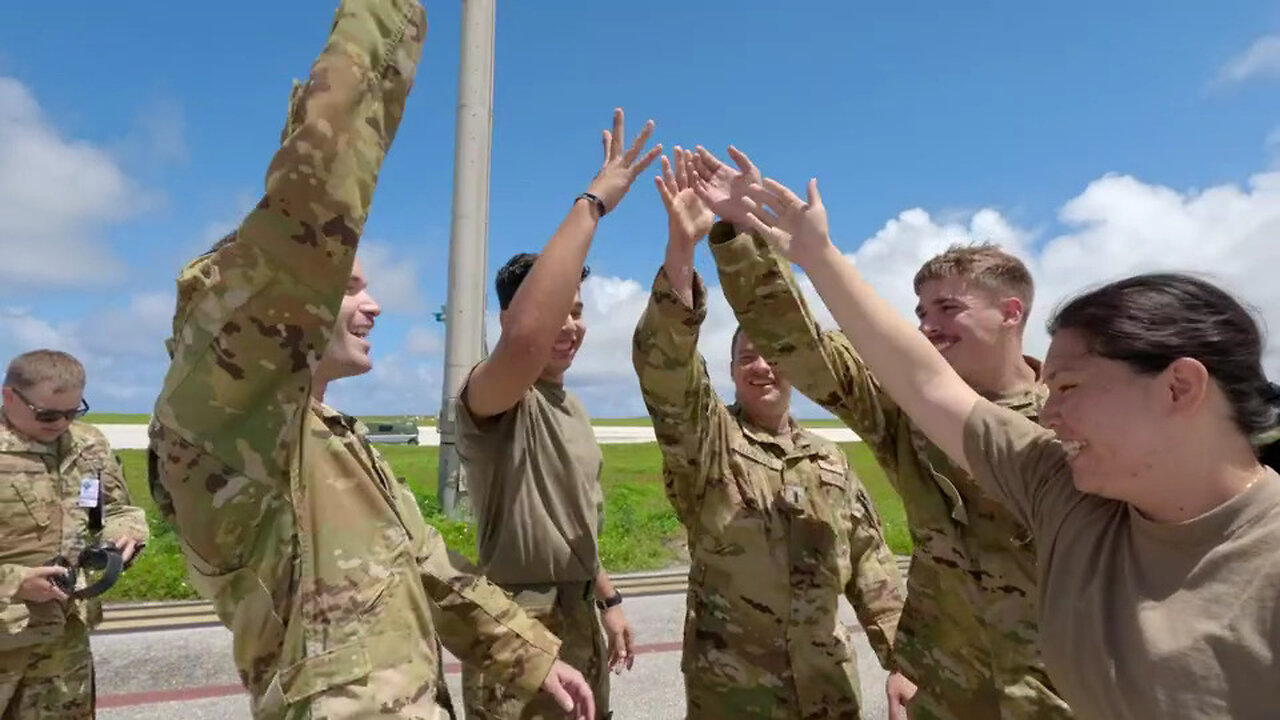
top-left (2, 1), bottom-right (1278, 417)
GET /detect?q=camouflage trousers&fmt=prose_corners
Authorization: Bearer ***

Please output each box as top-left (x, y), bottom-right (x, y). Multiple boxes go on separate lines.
top-left (462, 581), bottom-right (609, 720)
top-left (0, 617), bottom-right (94, 720)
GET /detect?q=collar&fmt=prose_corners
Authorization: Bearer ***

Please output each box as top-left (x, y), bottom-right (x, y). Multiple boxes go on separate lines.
top-left (980, 355), bottom-right (1048, 414)
top-left (728, 404), bottom-right (820, 455)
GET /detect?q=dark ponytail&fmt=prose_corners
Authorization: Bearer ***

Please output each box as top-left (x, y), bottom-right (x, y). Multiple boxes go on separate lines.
top-left (1259, 382), bottom-right (1280, 473)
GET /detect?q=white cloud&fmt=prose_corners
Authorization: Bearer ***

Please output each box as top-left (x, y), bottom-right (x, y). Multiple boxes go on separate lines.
top-left (404, 325), bottom-right (443, 356)
top-left (0, 77), bottom-right (152, 288)
top-left (0, 292), bottom-right (174, 408)
top-left (359, 241), bottom-right (426, 314)
top-left (1216, 34), bottom-right (1280, 84)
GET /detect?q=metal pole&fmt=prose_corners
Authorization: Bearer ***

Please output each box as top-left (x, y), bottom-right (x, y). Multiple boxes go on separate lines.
top-left (438, 0), bottom-right (495, 519)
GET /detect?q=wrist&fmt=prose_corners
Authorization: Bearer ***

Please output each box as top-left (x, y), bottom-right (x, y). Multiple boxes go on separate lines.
top-left (796, 235), bottom-right (840, 270)
top-left (575, 191), bottom-right (607, 220)
top-left (596, 590), bottom-right (623, 610)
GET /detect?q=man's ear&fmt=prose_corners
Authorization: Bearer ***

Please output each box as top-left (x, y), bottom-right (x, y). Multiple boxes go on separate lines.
top-left (999, 296), bottom-right (1026, 328)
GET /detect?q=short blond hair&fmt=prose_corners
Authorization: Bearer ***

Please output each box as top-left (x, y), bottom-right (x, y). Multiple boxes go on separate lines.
top-left (3, 350), bottom-right (86, 393)
top-left (913, 243), bottom-right (1034, 320)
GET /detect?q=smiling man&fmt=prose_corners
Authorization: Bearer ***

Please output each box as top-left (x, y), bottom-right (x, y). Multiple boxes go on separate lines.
top-left (709, 212), bottom-right (1073, 717)
top-left (632, 149), bottom-right (904, 719)
top-left (0, 349), bottom-right (147, 719)
top-left (146, 2), bottom-right (600, 719)
top-left (455, 107), bottom-right (659, 720)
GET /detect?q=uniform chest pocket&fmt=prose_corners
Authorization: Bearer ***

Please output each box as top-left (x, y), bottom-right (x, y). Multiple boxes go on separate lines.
top-left (0, 469), bottom-right (56, 541)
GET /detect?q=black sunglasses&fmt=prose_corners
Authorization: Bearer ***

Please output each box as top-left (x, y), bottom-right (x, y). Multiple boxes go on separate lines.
top-left (10, 387), bottom-right (89, 423)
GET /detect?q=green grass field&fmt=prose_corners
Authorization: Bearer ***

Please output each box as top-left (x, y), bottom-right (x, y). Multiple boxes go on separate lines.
top-left (111, 441), bottom-right (907, 601)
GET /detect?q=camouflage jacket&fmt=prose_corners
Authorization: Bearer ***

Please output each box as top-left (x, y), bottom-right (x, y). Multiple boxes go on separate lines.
top-left (0, 419), bottom-right (147, 650)
top-left (710, 223), bottom-right (1072, 719)
top-left (147, 1), bottom-right (559, 715)
top-left (632, 267), bottom-right (904, 719)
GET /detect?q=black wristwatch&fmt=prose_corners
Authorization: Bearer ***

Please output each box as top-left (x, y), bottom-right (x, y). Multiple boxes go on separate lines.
top-left (575, 191), bottom-right (607, 218)
top-left (597, 590), bottom-right (623, 610)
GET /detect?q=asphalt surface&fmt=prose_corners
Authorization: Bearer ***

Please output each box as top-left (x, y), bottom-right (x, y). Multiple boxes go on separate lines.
top-left (93, 591), bottom-right (890, 719)
top-left (95, 424), bottom-right (861, 450)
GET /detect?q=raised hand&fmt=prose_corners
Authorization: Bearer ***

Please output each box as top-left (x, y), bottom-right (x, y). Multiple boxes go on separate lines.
top-left (654, 146), bottom-right (714, 247)
top-left (738, 177), bottom-right (833, 268)
top-left (585, 108), bottom-right (663, 214)
top-left (688, 145), bottom-right (763, 226)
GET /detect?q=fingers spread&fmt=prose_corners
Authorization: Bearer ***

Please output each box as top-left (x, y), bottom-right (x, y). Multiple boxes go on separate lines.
top-left (632, 144), bottom-right (662, 177)
top-left (806, 177), bottom-right (822, 205)
top-left (762, 177), bottom-right (804, 208)
top-left (727, 145), bottom-right (760, 180)
top-left (740, 195), bottom-right (779, 227)
top-left (744, 183), bottom-right (787, 218)
top-left (623, 118), bottom-right (654, 166)
top-left (610, 108), bottom-right (624, 159)
top-left (660, 155), bottom-right (677, 194)
top-left (673, 146), bottom-right (689, 190)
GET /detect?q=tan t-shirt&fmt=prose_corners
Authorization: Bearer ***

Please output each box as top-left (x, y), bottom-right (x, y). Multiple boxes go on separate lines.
top-left (456, 377), bottom-right (604, 586)
top-left (964, 399), bottom-right (1280, 720)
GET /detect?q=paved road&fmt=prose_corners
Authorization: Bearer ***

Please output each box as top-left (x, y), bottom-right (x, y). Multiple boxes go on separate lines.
top-left (94, 591), bottom-right (890, 719)
top-left (96, 424), bottom-right (861, 450)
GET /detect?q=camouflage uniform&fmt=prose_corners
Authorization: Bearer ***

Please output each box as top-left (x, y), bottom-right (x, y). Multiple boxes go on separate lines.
top-left (709, 223), bottom-right (1073, 720)
top-left (147, 2), bottom-right (563, 717)
top-left (632, 267), bottom-right (905, 720)
top-left (0, 420), bottom-right (148, 719)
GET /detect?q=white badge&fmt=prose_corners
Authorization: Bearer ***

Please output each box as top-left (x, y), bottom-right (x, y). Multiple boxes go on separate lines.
top-left (78, 477), bottom-right (100, 508)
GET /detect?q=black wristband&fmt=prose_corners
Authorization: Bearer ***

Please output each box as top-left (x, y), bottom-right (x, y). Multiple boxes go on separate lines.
top-left (597, 590), bottom-right (623, 610)
top-left (576, 192), bottom-right (607, 218)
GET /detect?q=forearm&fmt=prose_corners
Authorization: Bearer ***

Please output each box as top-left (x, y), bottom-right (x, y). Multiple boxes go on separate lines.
top-left (593, 566), bottom-right (616, 602)
top-left (803, 243), bottom-right (976, 466)
top-left (632, 267), bottom-right (722, 521)
top-left (661, 232), bottom-right (696, 309)
top-left (847, 529), bottom-right (905, 669)
top-left (711, 223), bottom-right (895, 438)
top-left (156, 0), bottom-right (426, 469)
top-left (501, 201), bottom-right (599, 364)
top-left (420, 534), bottom-right (561, 697)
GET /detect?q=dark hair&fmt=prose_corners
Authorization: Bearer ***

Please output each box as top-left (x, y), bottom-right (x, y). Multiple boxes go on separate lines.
top-left (1048, 272), bottom-right (1280, 470)
top-left (494, 252), bottom-right (590, 310)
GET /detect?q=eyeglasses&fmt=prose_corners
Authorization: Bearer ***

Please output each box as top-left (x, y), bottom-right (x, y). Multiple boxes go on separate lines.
top-left (10, 387), bottom-right (89, 423)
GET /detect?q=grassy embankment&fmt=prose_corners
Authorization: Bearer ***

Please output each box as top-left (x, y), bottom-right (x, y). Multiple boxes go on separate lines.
top-left (109, 442), bottom-right (908, 601)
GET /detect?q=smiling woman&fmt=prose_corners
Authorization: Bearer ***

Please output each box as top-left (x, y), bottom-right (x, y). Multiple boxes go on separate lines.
top-left (748, 166), bottom-right (1280, 719)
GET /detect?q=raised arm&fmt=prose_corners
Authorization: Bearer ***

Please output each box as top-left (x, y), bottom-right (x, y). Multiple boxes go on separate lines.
top-left (153, 0), bottom-right (427, 481)
top-left (463, 110), bottom-right (661, 419)
top-left (709, 222), bottom-right (901, 454)
top-left (631, 149), bottom-right (730, 523)
top-left (718, 174), bottom-right (979, 472)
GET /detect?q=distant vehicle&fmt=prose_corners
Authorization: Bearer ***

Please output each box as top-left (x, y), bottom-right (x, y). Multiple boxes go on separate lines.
top-left (366, 418), bottom-right (421, 445)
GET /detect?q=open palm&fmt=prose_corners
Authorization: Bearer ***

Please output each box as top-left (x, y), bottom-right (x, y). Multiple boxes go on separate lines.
top-left (689, 146), bottom-right (763, 226)
top-left (655, 147), bottom-right (714, 244)
top-left (741, 177), bottom-right (831, 266)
